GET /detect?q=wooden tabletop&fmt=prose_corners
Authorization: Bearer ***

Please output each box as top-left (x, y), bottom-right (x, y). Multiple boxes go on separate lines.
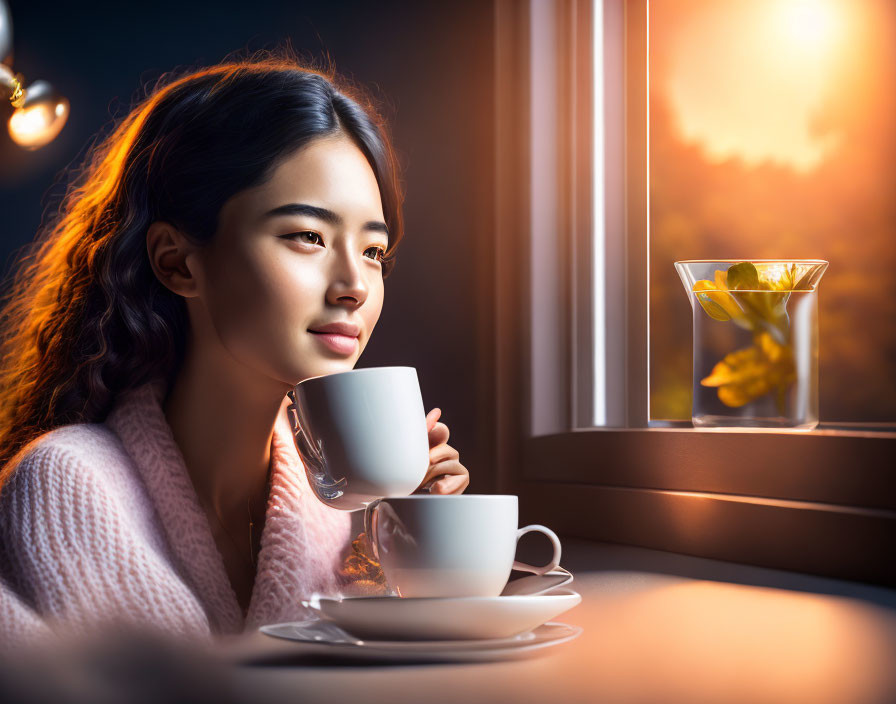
top-left (218, 538), bottom-right (896, 704)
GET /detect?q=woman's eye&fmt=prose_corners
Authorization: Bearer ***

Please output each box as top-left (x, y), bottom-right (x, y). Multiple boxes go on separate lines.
top-left (290, 231), bottom-right (323, 245)
top-left (285, 232), bottom-right (383, 263)
top-left (365, 247), bottom-right (386, 263)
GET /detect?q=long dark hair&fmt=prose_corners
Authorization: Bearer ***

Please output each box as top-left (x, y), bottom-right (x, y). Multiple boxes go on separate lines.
top-left (0, 49), bottom-right (405, 487)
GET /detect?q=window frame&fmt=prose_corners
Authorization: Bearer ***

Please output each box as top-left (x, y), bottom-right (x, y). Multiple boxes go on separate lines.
top-left (490, 0), bottom-right (896, 586)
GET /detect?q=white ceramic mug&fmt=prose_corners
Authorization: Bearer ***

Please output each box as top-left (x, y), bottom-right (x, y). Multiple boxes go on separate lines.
top-left (363, 495), bottom-right (562, 598)
top-left (287, 367), bottom-right (431, 510)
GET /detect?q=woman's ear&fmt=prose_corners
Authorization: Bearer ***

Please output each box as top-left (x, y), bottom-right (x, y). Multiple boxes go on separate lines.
top-left (146, 221), bottom-right (202, 298)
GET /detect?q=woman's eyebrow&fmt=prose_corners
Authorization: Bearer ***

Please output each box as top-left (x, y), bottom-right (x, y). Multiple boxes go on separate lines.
top-left (263, 202), bottom-right (389, 237)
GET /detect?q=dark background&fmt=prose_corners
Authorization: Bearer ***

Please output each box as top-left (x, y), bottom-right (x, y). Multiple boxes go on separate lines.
top-left (0, 0), bottom-right (497, 491)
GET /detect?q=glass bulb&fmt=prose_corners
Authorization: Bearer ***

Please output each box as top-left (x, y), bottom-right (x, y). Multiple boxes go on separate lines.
top-left (0, 0), bottom-right (12, 65)
top-left (8, 80), bottom-right (70, 150)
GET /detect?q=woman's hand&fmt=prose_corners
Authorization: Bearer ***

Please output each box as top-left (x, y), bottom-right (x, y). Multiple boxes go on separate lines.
top-left (414, 408), bottom-right (470, 494)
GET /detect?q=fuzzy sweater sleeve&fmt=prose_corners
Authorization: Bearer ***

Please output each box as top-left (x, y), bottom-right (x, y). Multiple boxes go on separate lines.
top-left (0, 576), bottom-right (52, 655)
top-left (0, 431), bottom-right (213, 641)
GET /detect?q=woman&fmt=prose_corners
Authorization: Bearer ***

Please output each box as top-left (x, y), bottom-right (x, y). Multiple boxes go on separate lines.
top-left (0, 50), bottom-right (469, 643)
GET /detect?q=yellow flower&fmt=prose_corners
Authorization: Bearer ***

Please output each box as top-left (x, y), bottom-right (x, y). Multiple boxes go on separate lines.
top-left (700, 332), bottom-right (796, 408)
top-left (692, 269), bottom-right (751, 328)
top-left (692, 262), bottom-right (799, 410)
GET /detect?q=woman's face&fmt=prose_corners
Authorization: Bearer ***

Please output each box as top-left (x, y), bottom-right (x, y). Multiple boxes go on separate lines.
top-left (189, 135), bottom-right (388, 388)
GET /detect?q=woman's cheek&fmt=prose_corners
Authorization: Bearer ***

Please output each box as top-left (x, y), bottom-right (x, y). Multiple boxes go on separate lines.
top-left (205, 259), bottom-right (302, 375)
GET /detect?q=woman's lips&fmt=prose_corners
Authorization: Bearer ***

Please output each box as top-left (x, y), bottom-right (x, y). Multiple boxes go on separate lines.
top-left (309, 331), bottom-right (359, 355)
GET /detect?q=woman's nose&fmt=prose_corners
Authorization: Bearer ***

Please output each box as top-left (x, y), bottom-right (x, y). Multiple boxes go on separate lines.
top-left (326, 248), bottom-right (369, 306)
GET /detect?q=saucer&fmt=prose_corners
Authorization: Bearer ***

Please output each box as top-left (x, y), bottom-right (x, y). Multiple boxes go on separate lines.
top-left (259, 620), bottom-right (583, 663)
top-left (501, 566), bottom-right (574, 596)
top-left (308, 587), bottom-right (581, 641)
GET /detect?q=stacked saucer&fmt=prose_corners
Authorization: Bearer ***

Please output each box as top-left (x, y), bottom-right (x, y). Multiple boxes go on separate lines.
top-left (260, 567), bottom-right (582, 663)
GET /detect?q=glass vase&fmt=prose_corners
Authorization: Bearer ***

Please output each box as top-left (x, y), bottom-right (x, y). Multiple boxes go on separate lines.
top-left (674, 260), bottom-right (828, 430)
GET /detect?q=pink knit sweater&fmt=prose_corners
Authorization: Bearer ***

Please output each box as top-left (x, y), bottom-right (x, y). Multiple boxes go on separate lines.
top-left (0, 378), bottom-right (379, 648)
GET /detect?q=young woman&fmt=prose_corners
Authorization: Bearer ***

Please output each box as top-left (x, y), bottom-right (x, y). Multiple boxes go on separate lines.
top-left (0, 51), bottom-right (469, 644)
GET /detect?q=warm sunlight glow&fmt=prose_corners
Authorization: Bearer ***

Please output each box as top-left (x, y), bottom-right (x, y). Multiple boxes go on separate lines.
top-left (664, 0), bottom-right (848, 173)
top-left (780, 0), bottom-right (838, 51)
top-left (649, 0), bottom-right (896, 423)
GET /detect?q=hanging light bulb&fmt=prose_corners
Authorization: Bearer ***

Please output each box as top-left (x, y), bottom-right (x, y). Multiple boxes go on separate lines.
top-left (7, 79), bottom-right (70, 150)
top-left (1, 0), bottom-right (71, 150)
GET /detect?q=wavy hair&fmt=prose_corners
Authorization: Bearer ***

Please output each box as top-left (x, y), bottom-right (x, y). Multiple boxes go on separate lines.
top-left (0, 48), bottom-right (405, 488)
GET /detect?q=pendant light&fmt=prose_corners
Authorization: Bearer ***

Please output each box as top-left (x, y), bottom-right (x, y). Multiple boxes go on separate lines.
top-left (0, 0), bottom-right (70, 150)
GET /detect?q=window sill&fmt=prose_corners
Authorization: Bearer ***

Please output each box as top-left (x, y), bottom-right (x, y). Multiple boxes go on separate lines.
top-left (522, 426), bottom-right (895, 508)
top-left (514, 427), bottom-right (896, 586)
top-left (645, 420), bottom-right (896, 437)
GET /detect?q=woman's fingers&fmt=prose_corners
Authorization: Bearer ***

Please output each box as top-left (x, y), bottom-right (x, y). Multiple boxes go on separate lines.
top-left (429, 443), bottom-right (460, 465)
top-left (418, 409), bottom-right (468, 495)
top-left (419, 459), bottom-right (460, 486)
top-left (418, 458), bottom-right (468, 493)
top-left (428, 421), bottom-right (450, 448)
top-left (426, 407), bottom-right (441, 433)
top-left (428, 464), bottom-right (470, 494)
top-left (426, 409), bottom-right (451, 448)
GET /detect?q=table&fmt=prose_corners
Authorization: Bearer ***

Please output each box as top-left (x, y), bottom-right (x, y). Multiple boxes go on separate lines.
top-left (223, 538), bottom-right (896, 704)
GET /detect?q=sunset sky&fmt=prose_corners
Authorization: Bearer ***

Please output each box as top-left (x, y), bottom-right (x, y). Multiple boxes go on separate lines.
top-left (655, 0), bottom-right (854, 172)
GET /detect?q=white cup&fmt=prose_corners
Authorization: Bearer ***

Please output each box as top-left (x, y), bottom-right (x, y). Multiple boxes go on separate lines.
top-left (287, 367), bottom-right (431, 510)
top-left (363, 495), bottom-right (562, 598)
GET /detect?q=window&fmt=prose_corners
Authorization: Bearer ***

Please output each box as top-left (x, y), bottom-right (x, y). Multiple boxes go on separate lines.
top-left (490, 0), bottom-right (895, 585)
top-left (649, 0), bottom-right (896, 425)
